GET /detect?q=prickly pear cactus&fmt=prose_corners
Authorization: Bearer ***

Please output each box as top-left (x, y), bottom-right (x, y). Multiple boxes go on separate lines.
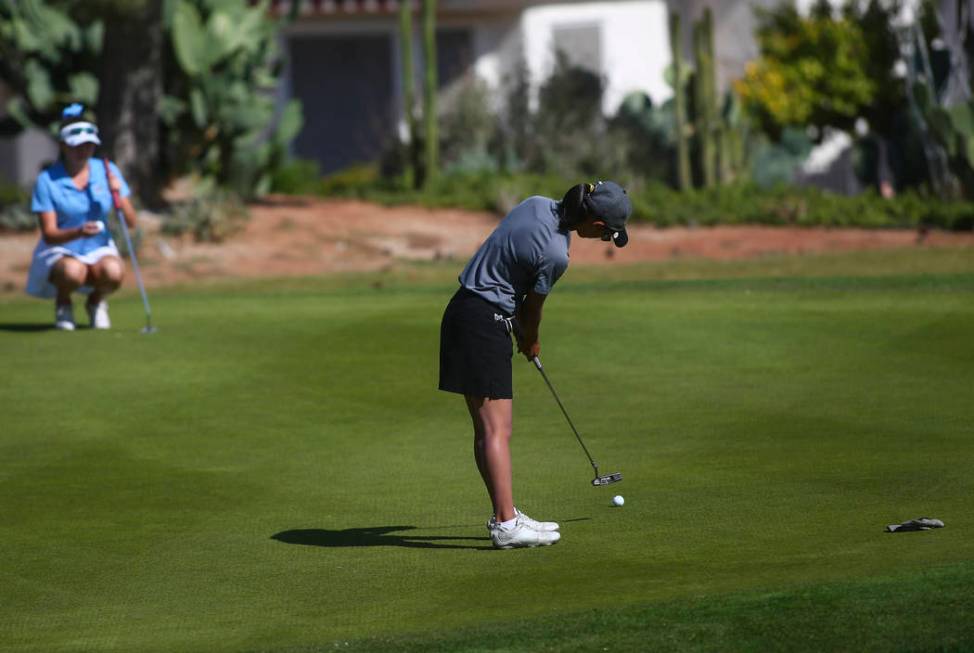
top-left (162, 0), bottom-right (302, 197)
top-left (0, 0), bottom-right (102, 135)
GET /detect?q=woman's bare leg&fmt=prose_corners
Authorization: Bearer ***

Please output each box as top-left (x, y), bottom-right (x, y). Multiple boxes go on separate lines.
top-left (465, 395), bottom-right (515, 523)
top-left (86, 255), bottom-right (124, 304)
top-left (49, 257), bottom-right (88, 305)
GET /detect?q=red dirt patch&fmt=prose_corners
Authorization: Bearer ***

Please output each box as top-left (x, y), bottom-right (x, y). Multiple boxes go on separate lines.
top-left (2, 195), bottom-right (973, 294)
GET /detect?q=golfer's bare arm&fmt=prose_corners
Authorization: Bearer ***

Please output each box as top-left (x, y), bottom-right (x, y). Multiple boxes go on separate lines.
top-left (116, 196), bottom-right (137, 228)
top-left (105, 168), bottom-right (138, 228)
top-left (37, 211), bottom-right (99, 244)
top-left (517, 290), bottom-right (546, 359)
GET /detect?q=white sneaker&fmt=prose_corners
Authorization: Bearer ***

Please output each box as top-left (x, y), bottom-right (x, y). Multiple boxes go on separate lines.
top-left (86, 300), bottom-right (111, 329)
top-left (489, 515), bottom-right (560, 549)
top-left (487, 507), bottom-right (560, 533)
top-left (55, 304), bottom-right (75, 331)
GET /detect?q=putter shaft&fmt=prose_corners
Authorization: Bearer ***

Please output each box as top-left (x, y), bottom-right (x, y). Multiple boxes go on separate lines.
top-left (103, 158), bottom-right (154, 333)
top-left (532, 356), bottom-right (601, 476)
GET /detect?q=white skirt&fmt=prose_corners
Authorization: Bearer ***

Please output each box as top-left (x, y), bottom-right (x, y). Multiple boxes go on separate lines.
top-left (25, 241), bottom-right (121, 299)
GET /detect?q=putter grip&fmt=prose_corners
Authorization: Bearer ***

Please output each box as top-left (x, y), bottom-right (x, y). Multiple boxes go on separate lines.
top-left (102, 158), bottom-right (122, 209)
top-left (532, 356), bottom-right (543, 371)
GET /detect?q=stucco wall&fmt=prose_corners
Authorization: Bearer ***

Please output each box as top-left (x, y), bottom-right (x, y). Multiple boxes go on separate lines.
top-left (0, 81), bottom-right (58, 189)
top-left (520, 1), bottom-right (672, 113)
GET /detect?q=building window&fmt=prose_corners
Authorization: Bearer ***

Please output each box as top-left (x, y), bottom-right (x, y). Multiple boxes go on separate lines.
top-left (552, 23), bottom-right (601, 74)
top-left (437, 29), bottom-right (473, 89)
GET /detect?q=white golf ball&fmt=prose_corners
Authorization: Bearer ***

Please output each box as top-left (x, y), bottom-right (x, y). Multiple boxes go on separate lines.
top-left (612, 495), bottom-right (624, 507)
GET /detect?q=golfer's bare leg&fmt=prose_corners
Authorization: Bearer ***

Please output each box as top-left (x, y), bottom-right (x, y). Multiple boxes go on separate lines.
top-left (465, 395), bottom-right (515, 523)
top-left (87, 255), bottom-right (124, 304)
top-left (49, 257), bottom-right (87, 305)
top-left (467, 402), bottom-right (494, 508)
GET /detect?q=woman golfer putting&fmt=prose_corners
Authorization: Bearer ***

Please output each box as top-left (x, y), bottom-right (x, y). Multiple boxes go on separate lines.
top-left (439, 181), bottom-right (632, 549)
top-left (25, 103), bottom-right (138, 330)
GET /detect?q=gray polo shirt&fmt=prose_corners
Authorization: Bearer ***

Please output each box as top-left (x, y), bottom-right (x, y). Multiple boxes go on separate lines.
top-left (459, 196), bottom-right (570, 315)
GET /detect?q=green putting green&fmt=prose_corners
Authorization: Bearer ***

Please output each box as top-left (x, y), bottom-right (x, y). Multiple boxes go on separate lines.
top-left (1, 248), bottom-right (972, 652)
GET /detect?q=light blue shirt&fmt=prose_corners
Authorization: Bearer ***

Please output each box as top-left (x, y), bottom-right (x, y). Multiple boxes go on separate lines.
top-left (459, 196), bottom-right (570, 315)
top-left (31, 158), bottom-right (131, 256)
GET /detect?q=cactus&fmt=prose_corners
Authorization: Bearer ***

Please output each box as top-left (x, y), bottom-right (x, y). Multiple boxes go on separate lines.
top-left (668, 10), bottom-right (691, 191)
top-left (0, 0), bottom-right (299, 201)
top-left (913, 79), bottom-right (974, 197)
top-left (163, 0), bottom-right (302, 198)
top-left (398, 0), bottom-right (418, 188)
top-left (0, 0), bottom-right (102, 135)
top-left (692, 7), bottom-right (718, 188)
top-left (422, 0), bottom-right (439, 186)
top-left (719, 91), bottom-right (748, 183)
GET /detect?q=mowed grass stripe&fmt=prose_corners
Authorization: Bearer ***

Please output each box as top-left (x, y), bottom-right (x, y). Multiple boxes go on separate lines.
top-left (1, 250), bottom-right (972, 651)
top-left (308, 562), bottom-right (974, 653)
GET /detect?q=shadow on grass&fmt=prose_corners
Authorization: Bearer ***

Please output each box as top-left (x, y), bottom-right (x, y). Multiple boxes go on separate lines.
top-left (0, 323), bottom-right (56, 332)
top-left (271, 526), bottom-right (493, 551)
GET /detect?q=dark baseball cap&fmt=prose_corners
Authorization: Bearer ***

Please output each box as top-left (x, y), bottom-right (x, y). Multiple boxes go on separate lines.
top-left (584, 180), bottom-right (632, 247)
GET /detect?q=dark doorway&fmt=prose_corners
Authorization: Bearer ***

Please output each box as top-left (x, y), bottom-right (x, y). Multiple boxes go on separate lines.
top-left (437, 28), bottom-right (474, 88)
top-left (289, 34), bottom-right (394, 174)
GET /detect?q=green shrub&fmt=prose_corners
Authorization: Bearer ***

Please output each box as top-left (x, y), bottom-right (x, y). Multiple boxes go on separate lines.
top-left (307, 164), bottom-right (974, 232)
top-left (628, 183), bottom-right (974, 230)
top-left (0, 204), bottom-right (36, 232)
top-left (162, 189), bottom-right (248, 242)
top-left (440, 77), bottom-right (498, 174)
top-left (318, 164), bottom-right (383, 198)
top-left (270, 158), bottom-right (322, 195)
top-left (0, 180), bottom-right (28, 208)
top-left (0, 181), bottom-right (33, 232)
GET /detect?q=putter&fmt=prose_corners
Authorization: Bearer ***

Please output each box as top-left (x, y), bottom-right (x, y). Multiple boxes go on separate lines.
top-left (102, 158), bottom-right (156, 334)
top-left (530, 355), bottom-right (622, 487)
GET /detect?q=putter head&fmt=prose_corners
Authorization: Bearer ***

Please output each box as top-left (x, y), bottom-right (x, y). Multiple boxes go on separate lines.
top-left (592, 472), bottom-right (622, 486)
top-left (141, 325), bottom-right (158, 334)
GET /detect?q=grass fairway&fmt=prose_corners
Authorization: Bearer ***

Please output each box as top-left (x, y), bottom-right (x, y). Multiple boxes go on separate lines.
top-left (1, 248), bottom-right (972, 652)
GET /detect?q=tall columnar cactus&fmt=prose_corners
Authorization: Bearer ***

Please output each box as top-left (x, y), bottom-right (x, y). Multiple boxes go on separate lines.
top-left (692, 7), bottom-right (718, 188)
top-left (904, 11), bottom-right (974, 199)
top-left (398, 0), bottom-right (418, 188)
top-left (668, 10), bottom-right (691, 191)
top-left (0, 0), bottom-right (102, 135)
top-left (913, 79), bottom-right (974, 197)
top-left (719, 91), bottom-right (747, 183)
top-left (422, 0), bottom-right (439, 186)
top-left (162, 0), bottom-right (302, 197)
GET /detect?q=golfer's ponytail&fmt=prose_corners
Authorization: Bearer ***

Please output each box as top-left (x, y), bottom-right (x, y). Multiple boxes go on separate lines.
top-left (558, 182), bottom-right (595, 228)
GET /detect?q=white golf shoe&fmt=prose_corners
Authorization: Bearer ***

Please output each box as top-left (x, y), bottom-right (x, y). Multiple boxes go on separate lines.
top-left (487, 507), bottom-right (560, 533)
top-left (86, 300), bottom-right (111, 329)
top-left (489, 515), bottom-right (560, 549)
top-left (54, 304), bottom-right (75, 331)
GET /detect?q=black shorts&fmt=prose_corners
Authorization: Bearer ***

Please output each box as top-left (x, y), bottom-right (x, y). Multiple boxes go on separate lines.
top-left (439, 287), bottom-right (514, 399)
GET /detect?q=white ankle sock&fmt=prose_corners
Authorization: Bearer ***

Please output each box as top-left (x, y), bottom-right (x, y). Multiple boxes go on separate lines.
top-left (498, 517), bottom-right (517, 529)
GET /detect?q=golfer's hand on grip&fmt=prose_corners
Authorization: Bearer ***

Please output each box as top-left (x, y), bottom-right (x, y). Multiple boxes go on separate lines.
top-left (518, 337), bottom-right (540, 362)
top-left (516, 290), bottom-right (546, 362)
top-left (105, 165), bottom-right (122, 195)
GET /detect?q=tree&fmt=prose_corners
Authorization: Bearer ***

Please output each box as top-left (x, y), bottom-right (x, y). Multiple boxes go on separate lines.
top-left (83, 0), bottom-right (165, 206)
top-left (734, 3), bottom-right (879, 138)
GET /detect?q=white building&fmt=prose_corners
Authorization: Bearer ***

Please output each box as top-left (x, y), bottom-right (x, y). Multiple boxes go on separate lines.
top-left (276, 0), bottom-right (779, 173)
top-left (0, 0), bottom-right (775, 185)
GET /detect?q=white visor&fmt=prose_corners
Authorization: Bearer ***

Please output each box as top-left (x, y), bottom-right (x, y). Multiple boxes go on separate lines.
top-left (60, 121), bottom-right (101, 147)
